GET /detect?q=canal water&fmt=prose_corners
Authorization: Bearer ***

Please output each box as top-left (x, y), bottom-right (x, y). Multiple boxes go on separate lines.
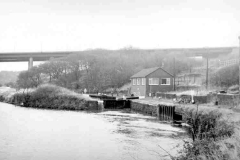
top-left (0, 102), bottom-right (186, 160)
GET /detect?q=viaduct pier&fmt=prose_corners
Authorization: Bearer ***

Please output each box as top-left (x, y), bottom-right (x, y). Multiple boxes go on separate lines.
top-left (0, 51), bottom-right (75, 69)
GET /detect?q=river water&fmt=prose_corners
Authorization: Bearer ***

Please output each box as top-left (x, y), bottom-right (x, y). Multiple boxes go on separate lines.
top-left (0, 102), bottom-right (186, 160)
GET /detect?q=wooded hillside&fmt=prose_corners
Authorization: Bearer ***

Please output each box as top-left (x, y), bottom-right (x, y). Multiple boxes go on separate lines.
top-left (15, 47), bottom-right (237, 91)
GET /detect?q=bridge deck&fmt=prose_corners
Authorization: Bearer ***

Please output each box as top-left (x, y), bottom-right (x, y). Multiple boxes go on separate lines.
top-left (0, 51), bottom-right (76, 62)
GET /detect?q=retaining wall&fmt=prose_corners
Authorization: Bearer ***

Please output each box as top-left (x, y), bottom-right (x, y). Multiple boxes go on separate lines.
top-left (156, 92), bottom-right (207, 104)
top-left (207, 93), bottom-right (240, 106)
top-left (130, 101), bottom-right (159, 116)
top-left (193, 95), bottom-right (207, 104)
top-left (155, 92), bottom-right (240, 106)
top-left (156, 92), bottom-right (177, 99)
top-left (130, 100), bottom-right (182, 121)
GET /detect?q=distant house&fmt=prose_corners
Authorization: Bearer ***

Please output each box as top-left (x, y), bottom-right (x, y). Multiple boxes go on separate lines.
top-left (175, 73), bottom-right (202, 86)
top-left (130, 67), bottom-right (174, 97)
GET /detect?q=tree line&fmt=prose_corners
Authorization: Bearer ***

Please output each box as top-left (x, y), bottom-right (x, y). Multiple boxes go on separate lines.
top-left (16, 49), bottom-right (193, 92)
top-left (210, 63), bottom-right (239, 88)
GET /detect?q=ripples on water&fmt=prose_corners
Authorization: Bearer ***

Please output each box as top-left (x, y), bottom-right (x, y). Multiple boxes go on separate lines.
top-left (0, 102), bottom-right (186, 160)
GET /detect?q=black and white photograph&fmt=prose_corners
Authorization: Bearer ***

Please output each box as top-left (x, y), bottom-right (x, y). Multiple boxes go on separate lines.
top-left (0, 0), bottom-right (240, 159)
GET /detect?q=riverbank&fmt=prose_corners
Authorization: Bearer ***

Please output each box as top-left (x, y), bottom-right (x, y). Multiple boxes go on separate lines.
top-left (0, 85), bottom-right (100, 110)
top-left (0, 87), bottom-right (16, 102)
top-left (131, 98), bottom-right (240, 159)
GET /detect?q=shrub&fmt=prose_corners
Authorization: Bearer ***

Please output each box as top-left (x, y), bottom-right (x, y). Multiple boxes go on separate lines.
top-left (183, 109), bottom-right (234, 141)
top-left (178, 139), bottom-right (225, 160)
top-left (11, 84), bottom-right (96, 110)
top-left (0, 95), bottom-right (4, 102)
top-left (210, 64), bottom-right (238, 88)
top-left (0, 88), bottom-right (16, 103)
top-left (177, 106), bottom-right (235, 160)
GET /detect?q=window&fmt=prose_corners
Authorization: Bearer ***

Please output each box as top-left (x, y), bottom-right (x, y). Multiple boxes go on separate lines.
top-left (142, 78), bottom-right (146, 85)
top-left (161, 78), bottom-right (170, 85)
top-left (133, 79), bottom-right (136, 85)
top-left (149, 78), bottom-right (159, 85)
top-left (137, 78), bottom-right (141, 85)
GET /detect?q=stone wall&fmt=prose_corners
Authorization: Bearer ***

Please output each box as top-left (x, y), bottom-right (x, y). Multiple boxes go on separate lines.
top-left (156, 91), bottom-right (240, 106)
top-left (130, 101), bottom-right (159, 116)
top-left (193, 95), bottom-right (207, 104)
top-left (156, 92), bottom-right (208, 104)
top-left (130, 100), bottom-right (182, 121)
top-left (207, 93), bottom-right (239, 106)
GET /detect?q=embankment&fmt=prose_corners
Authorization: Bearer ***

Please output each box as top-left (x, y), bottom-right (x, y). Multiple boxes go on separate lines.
top-left (130, 99), bottom-right (240, 160)
top-left (0, 87), bottom-right (16, 102)
top-left (0, 84), bottom-right (100, 110)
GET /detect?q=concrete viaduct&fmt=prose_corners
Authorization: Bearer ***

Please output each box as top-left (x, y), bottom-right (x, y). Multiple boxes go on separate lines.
top-left (0, 51), bottom-right (75, 69)
top-left (0, 47), bottom-right (235, 70)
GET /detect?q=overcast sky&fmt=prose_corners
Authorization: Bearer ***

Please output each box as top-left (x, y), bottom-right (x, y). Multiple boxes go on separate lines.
top-left (0, 0), bottom-right (240, 71)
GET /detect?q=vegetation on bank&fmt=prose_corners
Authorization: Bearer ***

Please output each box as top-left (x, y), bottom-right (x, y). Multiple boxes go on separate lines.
top-left (0, 87), bottom-right (16, 102)
top-left (3, 84), bottom-right (98, 110)
top-left (175, 106), bottom-right (239, 160)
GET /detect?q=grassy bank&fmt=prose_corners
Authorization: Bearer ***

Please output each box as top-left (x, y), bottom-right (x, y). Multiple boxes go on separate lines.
top-left (175, 104), bottom-right (240, 160)
top-left (0, 87), bottom-right (16, 102)
top-left (1, 84), bottom-right (99, 110)
top-left (131, 98), bottom-right (240, 159)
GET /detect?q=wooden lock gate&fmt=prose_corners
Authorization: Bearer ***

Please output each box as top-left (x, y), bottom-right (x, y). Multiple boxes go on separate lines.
top-left (158, 105), bottom-right (182, 122)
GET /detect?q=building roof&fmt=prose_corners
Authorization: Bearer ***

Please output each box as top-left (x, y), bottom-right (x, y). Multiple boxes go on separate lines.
top-left (131, 67), bottom-right (173, 78)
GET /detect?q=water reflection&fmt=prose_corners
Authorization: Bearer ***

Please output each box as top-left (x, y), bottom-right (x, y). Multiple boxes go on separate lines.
top-left (0, 102), bottom-right (186, 160)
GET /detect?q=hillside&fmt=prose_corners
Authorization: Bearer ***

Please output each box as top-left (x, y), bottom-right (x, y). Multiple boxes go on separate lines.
top-left (12, 46), bottom-right (239, 92)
